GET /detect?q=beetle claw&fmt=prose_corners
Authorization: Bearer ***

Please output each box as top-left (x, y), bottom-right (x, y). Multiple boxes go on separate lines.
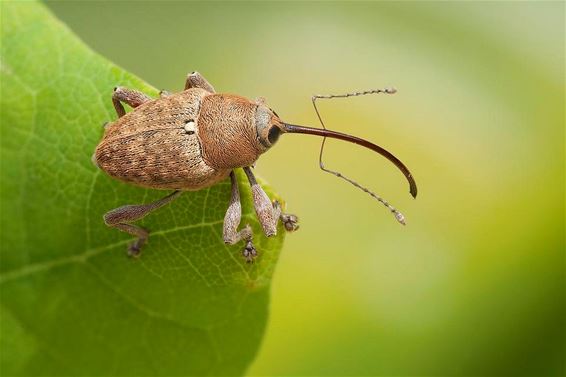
top-left (127, 239), bottom-right (145, 258)
top-left (281, 213), bottom-right (300, 232)
top-left (242, 240), bottom-right (257, 263)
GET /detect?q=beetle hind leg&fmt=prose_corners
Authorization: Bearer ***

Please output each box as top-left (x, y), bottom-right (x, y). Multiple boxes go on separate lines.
top-left (223, 171), bottom-right (258, 263)
top-left (103, 190), bottom-right (183, 257)
top-left (107, 223), bottom-right (148, 257)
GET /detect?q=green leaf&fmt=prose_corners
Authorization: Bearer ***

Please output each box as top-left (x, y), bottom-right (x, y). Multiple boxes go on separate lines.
top-left (0, 3), bottom-right (285, 376)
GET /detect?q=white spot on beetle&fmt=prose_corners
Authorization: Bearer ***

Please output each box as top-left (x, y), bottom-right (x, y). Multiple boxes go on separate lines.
top-left (184, 120), bottom-right (195, 134)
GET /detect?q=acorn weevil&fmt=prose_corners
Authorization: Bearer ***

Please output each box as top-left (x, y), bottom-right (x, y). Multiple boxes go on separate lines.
top-left (93, 72), bottom-right (417, 262)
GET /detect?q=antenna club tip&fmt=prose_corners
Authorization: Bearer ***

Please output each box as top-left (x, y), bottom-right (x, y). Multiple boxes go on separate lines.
top-left (386, 87), bottom-right (397, 94)
top-left (394, 212), bottom-right (406, 225)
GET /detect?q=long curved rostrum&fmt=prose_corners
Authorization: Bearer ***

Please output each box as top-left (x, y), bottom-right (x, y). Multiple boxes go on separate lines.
top-left (283, 123), bottom-right (418, 198)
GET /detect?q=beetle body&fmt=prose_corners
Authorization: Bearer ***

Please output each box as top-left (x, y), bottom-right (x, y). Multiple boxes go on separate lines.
top-left (94, 88), bottom-right (281, 191)
top-left (93, 71), bottom-right (415, 261)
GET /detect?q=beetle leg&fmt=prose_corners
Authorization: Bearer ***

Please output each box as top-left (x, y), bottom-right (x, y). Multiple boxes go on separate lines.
top-left (185, 71), bottom-right (216, 93)
top-left (112, 86), bottom-right (152, 118)
top-left (223, 171), bottom-right (257, 263)
top-left (243, 167), bottom-right (277, 237)
top-left (159, 90), bottom-right (170, 98)
top-left (243, 167), bottom-right (300, 238)
top-left (103, 190), bottom-right (183, 257)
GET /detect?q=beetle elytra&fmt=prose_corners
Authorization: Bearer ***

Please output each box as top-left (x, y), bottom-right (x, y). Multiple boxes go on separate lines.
top-left (93, 72), bottom-right (417, 262)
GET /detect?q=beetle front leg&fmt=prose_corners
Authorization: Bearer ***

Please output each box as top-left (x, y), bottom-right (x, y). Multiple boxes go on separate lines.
top-left (104, 190), bottom-right (183, 257)
top-left (112, 86), bottom-right (152, 117)
top-left (223, 171), bottom-right (257, 262)
top-left (184, 71), bottom-right (215, 93)
top-left (274, 201), bottom-right (300, 232)
top-left (243, 167), bottom-right (299, 238)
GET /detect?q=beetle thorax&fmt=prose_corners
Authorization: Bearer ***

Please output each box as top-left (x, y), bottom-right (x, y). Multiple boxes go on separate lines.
top-left (197, 94), bottom-right (266, 169)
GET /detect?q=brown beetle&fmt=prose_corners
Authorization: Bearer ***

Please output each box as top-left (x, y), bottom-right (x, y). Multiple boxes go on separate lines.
top-left (93, 72), bottom-right (417, 262)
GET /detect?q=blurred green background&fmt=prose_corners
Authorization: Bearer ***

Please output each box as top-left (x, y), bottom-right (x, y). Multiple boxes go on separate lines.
top-left (45, 1), bottom-right (564, 375)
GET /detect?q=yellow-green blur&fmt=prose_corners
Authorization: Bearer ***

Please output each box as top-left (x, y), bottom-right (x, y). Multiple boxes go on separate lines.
top-left (47, 2), bottom-right (565, 375)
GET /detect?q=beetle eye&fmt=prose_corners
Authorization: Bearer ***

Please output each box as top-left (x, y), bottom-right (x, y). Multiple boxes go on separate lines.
top-left (268, 126), bottom-right (281, 145)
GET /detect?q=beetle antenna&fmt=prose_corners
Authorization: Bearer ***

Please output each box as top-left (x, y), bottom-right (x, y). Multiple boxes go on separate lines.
top-left (282, 87), bottom-right (416, 225)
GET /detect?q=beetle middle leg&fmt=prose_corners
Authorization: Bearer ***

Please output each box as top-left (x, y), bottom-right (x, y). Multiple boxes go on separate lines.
top-left (223, 171), bottom-right (257, 263)
top-left (103, 190), bottom-right (183, 257)
top-left (243, 167), bottom-right (299, 238)
top-left (112, 86), bottom-right (152, 118)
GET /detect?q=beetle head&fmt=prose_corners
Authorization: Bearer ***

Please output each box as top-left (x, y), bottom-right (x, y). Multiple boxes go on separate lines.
top-left (254, 103), bottom-right (285, 151)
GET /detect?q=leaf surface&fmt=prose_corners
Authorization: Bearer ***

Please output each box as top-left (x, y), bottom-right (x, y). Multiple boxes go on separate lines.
top-left (0, 3), bottom-right (285, 375)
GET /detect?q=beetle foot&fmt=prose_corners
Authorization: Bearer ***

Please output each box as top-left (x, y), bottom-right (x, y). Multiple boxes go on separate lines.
top-left (273, 200), bottom-right (299, 232)
top-left (281, 213), bottom-right (299, 232)
top-left (127, 239), bottom-right (146, 258)
top-left (242, 240), bottom-right (257, 263)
